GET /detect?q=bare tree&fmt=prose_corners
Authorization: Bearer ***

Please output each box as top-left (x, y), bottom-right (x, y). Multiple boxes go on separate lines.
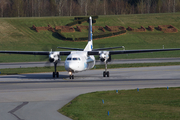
top-left (131, 4), bottom-right (135, 14)
top-left (0, 0), bottom-right (8, 17)
top-left (167, 0), bottom-right (171, 12)
top-left (95, 0), bottom-right (100, 15)
top-left (84, 0), bottom-right (88, 16)
top-left (156, 0), bottom-right (162, 13)
top-left (37, 0), bottom-right (40, 17)
top-left (14, 0), bottom-right (22, 17)
top-left (147, 0), bottom-right (151, 13)
top-left (140, 0), bottom-right (144, 14)
top-left (103, 0), bottom-right (107, 15)
top-left (31, 0), bottom-right (34, 16)
top-left (115, 0), bottom-right (119, 15)
top-left (173, 0), bottom-right (175, 13)
top-left (78, 0), bottom-right (84, 15)
top-left (69, 0), bottom-right (73, 16)
top-left (137, 0), bottom-right (144, 14)
top-left (56, 0), bottom-right (65, 16)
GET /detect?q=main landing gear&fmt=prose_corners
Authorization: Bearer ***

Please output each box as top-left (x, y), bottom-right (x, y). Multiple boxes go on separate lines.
top-left (103, 61), bottom-right (109, 77)
top-left (53, 62), bottom-right (59, 78)
top-left (69, 72), bottom-right (74, 79)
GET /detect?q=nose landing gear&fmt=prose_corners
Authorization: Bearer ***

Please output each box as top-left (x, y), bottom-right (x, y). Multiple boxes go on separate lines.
top-left (69, 72), bottom-right (74, 79)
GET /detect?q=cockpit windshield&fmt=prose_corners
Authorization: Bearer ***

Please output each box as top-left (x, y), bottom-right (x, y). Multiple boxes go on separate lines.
top-left (73, 58), bottom-right (78, 60)
top-left (67, 58), bottom-right (71, 60)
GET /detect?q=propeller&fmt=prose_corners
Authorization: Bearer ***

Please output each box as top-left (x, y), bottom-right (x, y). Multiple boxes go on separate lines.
top-left (39, 45), bottom-right (60, 67)
top-left (95, 45), bottom-right (123, 63)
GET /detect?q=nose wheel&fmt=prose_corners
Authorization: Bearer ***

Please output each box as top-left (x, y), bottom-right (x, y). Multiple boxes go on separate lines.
top-left (69, 75), bottom-right (74, 79)
top-left (69, 72), bottom-right (74, 79)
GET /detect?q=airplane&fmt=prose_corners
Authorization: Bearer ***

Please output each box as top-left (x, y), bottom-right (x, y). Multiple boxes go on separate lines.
top-left (1, 16), bottom-right (180, 79)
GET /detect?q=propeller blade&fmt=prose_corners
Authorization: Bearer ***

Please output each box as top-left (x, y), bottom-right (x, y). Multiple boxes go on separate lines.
top-left (44, 61), bottom-right (51, 68)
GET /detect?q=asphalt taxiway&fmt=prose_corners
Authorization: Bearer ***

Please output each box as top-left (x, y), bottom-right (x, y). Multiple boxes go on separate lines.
top-left (0, 57), bottom-right (180, 69)
top-left (0, 66), bottom-right (180, 120)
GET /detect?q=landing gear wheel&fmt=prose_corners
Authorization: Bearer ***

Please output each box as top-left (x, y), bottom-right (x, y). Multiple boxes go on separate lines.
top-left (53, 72), bottom-right (59, 78)
top-left (103, 71), bottom-right (109, 77)
top-left (103, 71), bottom-right (106, 77)
top-left (72, 75), bottom-right (74, 79)
top-left (53, 72), bottom-right (55, 78)
top-left (56, 72), bottom-right (59, 78)
top-left (107, 71), bottom-right (109, 77)
top-left (103, 61), bottom-right (110, 77)
top-left (69, 75), bottom-right (74, 79)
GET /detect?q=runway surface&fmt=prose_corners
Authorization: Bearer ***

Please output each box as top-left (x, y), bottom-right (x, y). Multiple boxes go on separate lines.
top-left (1, 65), bottom-right (180, 120)
top-left (0, 57), bottom-right (180, 69)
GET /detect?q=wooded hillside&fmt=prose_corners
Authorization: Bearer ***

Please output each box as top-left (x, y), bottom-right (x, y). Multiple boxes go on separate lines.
top-left (0, 0), bottom-right (180, 17)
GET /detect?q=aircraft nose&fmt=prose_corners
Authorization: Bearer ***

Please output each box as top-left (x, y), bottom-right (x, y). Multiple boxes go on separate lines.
top-left (66, 62), bottom-right (76, 71)
top-left (69, 63), bottom-right (75, 69)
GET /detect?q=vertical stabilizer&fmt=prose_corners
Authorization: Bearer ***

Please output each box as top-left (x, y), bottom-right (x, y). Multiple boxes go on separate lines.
top-left (84, 16), bottom-right (93, 51)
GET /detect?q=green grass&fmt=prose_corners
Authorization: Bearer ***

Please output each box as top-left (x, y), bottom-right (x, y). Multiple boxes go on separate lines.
top-left (0, 66), bottom-right (65, 75)
top-left (1, 62), bottom-right (180, 75)
top-left (0, 13), bottom-right (180, 62)
top-left (59, 87), bottom-right (180, 120)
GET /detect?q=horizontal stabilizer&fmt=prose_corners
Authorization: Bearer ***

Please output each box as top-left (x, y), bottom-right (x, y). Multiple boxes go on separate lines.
top-left (57, 46), bottom-right (123, 51)
top-left (93, 46), bottom-right (123, 51)
top-left (57, 47), bottom-right (83, 51)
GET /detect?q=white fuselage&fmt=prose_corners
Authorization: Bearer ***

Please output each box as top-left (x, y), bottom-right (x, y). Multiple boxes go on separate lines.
top-left (64, 51), bottom-right (95, 73)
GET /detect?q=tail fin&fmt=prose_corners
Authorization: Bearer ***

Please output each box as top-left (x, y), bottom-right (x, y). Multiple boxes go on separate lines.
top-left (84, 16), bottom-right (93, 51)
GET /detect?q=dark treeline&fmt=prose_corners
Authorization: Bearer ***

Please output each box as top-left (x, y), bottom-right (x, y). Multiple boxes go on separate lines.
top-left (0, 0), bottom-right (180, 17)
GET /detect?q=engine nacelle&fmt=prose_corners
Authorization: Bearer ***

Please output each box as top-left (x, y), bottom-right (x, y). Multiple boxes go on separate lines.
top-left (99, 51), bottom-right (109, 62)
top-left (49, 52), bottom-right (60, 63)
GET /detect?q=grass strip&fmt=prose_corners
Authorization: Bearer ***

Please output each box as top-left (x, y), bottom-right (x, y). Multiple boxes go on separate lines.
top-left (59, 87), bottom-right (180, 120)
top-left (1, 62), bottom-right (180, 75)
top-left (1, 13), bottom-right (180, 62)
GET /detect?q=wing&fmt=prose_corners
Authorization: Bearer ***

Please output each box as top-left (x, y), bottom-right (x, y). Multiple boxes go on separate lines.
top-left (88, 48), bottom-right (180, 55)
top-left (109, 48), bottom-right (180, 55)
top-left (0, 51), bottom-right (71, 56)
top-left (0, 51), bottom-right (49, 55)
